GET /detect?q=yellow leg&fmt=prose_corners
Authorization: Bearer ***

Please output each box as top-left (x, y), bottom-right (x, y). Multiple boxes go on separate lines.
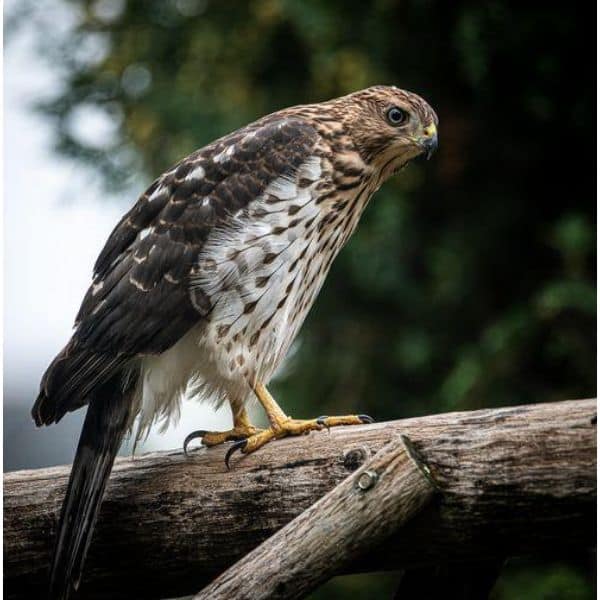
top-left (183, 406), bottom-right (263, 455)
top-left (225, 382), bottom-right (373, 467)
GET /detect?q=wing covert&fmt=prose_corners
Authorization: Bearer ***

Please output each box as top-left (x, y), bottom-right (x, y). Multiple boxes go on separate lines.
top-left (75, 116), bottom-right (321, 358)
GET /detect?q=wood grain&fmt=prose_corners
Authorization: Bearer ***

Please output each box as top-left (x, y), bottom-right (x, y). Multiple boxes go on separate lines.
top-left (194, 435), bottom-right (436, 599)
top-left (4, 399), bottom-right (596, 599)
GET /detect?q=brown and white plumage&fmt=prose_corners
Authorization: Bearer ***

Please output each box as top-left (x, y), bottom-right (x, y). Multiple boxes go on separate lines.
top-left (34, 116), bottom-right (320, 428)
top-left (33, 85), bottom-right (437, 598)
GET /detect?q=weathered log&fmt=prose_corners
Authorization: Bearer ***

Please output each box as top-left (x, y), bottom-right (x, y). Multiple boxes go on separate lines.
top-left (3, 399), bottom-right (596, 599)
top-left (195, 435), bottom-right (437, 599)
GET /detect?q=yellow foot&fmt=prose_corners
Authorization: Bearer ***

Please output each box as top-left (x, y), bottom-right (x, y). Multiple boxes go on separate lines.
top-left (224, 414), bottom-right (374, 468)
top-left (183, 423), bottom-right (263, 455)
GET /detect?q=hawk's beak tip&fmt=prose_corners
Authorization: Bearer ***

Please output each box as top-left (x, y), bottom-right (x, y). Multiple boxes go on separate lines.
top-left (420, 123), bottom-right (438, 160)
top-left (422, 133), bottom-right (438, 160)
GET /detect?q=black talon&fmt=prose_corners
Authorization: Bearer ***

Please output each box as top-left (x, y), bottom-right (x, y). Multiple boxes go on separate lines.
top-left (183, 430), bottom-right (208, 456)
top-left (316, 415), bottom-right (330, 431)
top-left (358, 414), bottom-right (375, 424)
top-left (225, 439), bottom-right (247, 470)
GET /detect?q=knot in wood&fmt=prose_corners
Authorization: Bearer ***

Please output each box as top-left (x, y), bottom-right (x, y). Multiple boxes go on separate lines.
top-left (343, 447), bottom-right (368, 471)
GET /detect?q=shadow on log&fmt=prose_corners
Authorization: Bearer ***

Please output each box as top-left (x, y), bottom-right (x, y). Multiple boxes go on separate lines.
top-left (4, 399), bottom-right (596, 599)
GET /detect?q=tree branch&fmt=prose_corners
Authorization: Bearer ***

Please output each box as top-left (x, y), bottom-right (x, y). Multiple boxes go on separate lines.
top-left (4, 399), bottom-right (596, 599)
top-left (194, 435), bottom-right (437, 599)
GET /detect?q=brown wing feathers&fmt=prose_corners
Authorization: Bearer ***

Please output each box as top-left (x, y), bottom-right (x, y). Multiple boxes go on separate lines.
top-left (32, 116), bottom-right (319, 427)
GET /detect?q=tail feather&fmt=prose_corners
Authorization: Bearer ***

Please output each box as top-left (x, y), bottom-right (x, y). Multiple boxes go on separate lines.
top-left (32, 342), bottom-right (125, 427)
top-left (48, 370), bottom-right (135, 600)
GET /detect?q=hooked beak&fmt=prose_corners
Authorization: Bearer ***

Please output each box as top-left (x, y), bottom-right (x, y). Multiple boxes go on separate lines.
top-left (419, 123), bottom-right (438, 160)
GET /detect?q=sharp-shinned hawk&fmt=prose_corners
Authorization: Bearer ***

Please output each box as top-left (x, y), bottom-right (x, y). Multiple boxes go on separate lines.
top-left (32, 85), bottom-right (438, 599)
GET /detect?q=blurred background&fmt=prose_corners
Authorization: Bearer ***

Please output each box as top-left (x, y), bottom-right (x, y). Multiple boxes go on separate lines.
top-left (4, 0), bottom-right (595, 598)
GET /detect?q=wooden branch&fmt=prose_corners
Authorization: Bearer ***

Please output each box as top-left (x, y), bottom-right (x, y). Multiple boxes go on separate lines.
top-left (194, 435), bottom-right (437, 599)
top-left (4, 399), bottom-right (596, 600)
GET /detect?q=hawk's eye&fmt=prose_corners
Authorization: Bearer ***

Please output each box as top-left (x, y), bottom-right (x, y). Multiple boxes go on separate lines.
top-left (386, 107), bottom-right (408, 126)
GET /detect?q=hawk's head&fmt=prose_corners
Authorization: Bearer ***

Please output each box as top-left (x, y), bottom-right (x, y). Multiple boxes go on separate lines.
top-left (326, 85), bottom-right (438, 178)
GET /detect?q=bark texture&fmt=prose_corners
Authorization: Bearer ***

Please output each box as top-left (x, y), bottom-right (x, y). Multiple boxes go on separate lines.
top-left (3, 399), bottom-right (596, 599)
top-left (194, 435), bottom-right (436, 599)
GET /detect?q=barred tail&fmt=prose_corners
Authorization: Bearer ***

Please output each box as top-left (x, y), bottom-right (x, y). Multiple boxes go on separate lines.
top-left (45, 371), bottom-right (135, 599)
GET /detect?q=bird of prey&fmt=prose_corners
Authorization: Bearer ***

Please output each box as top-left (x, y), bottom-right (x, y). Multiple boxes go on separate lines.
top-left (32, 85), bottom-right (437, 599)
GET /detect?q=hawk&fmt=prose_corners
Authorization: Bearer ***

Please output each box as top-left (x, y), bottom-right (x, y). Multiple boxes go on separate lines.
top-left (33, 85), bottom-right (437, 598)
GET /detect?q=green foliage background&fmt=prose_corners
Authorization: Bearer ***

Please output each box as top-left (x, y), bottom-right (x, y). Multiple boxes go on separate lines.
top-left (19, 0), bottom-right (596, 597)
